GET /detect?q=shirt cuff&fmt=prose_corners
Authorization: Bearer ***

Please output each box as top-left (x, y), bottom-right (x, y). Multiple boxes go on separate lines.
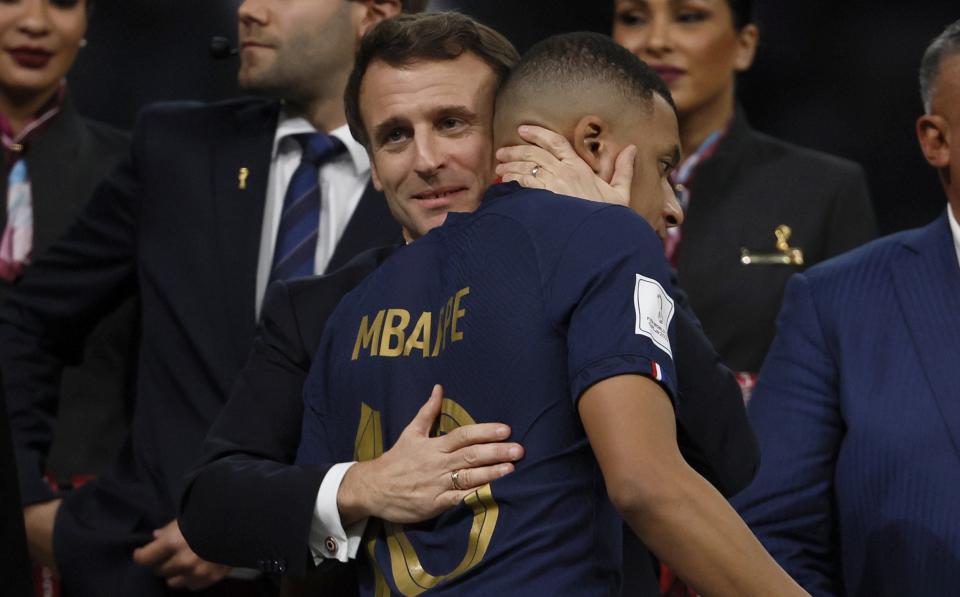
top-left (309, 462), bottom-right (369, 564)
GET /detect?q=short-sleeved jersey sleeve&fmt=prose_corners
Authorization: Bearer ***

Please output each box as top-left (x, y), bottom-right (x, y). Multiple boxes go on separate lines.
top-left (544, 206), bottom-right (678, 407)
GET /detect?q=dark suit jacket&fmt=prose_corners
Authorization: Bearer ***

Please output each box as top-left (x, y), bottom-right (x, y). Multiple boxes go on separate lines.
top-left (180, 246), bottom-right (757, 596)
top-left (0, 98), bottom-right (401, 597)
top-left (677, 110), bottom-right (877, 373)
top-left (0, 97), bottom-right (136, 482)
top-left (732, 212), bottom-right (960, 596)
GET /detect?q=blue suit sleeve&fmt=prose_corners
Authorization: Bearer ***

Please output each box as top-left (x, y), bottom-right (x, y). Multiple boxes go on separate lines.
top-left (731, 273), bottom-right (843, 596)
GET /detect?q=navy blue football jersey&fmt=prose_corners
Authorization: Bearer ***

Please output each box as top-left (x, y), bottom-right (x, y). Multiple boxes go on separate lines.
top-left (297, 183), bottom-right (678, 596)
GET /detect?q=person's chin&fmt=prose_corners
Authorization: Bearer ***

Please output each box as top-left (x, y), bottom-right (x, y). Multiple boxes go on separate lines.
top-left (5, 72), bottom-right (57, 95)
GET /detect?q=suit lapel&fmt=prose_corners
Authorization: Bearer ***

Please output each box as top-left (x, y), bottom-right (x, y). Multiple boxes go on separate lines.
top-left (211, 100), bottom-right (277, 356)
top-left (27, 98), bottom-right (83, 254)
top-left (325, 182), bottom-right (401, 273)
top-left (891, 212), bottom-right (960, 458)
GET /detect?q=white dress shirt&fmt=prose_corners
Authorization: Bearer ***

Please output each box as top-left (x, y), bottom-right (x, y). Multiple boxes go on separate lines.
top-left (255, 113), bottom-right (371, 314)
top-left (253, 111), bottom-right (369, 563)
top-left (949, 203), bottom-right (960, 268)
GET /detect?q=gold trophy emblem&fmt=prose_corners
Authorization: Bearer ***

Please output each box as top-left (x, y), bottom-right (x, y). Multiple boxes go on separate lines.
top-left (740, 224), bottom-right (805, 266)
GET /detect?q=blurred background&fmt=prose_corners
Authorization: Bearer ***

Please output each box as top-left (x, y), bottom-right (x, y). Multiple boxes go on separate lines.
top-left (70, 0), bottom-right (958, 235)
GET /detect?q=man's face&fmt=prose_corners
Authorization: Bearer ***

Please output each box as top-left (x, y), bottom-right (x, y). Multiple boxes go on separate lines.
top-left (236, 0), bottom-right (361, 101)
top-left (617, 95), bottom-right (684, 239)
top-left (360, 54), bottom-right (498, 240)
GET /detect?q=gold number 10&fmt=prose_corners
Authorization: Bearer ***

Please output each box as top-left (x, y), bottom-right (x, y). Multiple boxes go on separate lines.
top-left (353, 399), bottom-right (500, 596)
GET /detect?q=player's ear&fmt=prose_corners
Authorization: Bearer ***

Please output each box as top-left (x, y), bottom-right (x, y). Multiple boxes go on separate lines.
top-left (573, 114), bottom-right (616, 182)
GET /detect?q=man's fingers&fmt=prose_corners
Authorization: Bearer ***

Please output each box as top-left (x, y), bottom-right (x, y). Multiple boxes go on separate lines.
top-left (163, 561), bottom-right (229, 590)
top-left (517, 125), bottom-right (578, 161)
top-left (440, 422), bottom-right (512, 451)
top-left (132, 537), bottom-right (175, 569)
top-left (495, 161), bottom-right (542, 178)
top-left (611, 145), bottom-right (636, 194)
top-left (450, 462), bottom-right (516, 492)
top-left (446, 441), bottom-right (524, 472)
top-left (156, 552), bottom-right (194, 578)
top-left (501, 173), bottom-right (547, 190)
top-left (407, 384), bottom-right (444, 436)
top-left (495, 144), bottom-right (558, 169)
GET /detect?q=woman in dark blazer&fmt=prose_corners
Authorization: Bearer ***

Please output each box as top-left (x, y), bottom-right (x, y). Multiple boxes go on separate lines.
top-left (0, 0), bottom-right (134, 578)
top-left (612, 0), bottom-right (877, 385)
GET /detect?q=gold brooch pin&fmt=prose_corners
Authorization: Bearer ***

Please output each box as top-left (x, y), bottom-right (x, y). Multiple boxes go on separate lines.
top-left (740, 224), bottom-right (805, 266)
top-left (238, 167), bottom-right (249, 190)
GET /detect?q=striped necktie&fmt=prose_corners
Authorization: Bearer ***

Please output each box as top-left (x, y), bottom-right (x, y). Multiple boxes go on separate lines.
top-left (269, 133), bottom-right (345, 283)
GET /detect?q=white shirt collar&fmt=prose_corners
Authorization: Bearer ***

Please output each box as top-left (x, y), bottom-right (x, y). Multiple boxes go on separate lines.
top-left (948, 203), bottom-right (960, 268)
top-left (271, 110), bottom-right (370, 176)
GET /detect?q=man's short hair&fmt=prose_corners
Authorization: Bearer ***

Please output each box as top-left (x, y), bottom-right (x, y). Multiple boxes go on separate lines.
top-left (496, 31), bottom-right (675, 119)
top-left (345, 11), bottom-right (520, 151)
top-left (920, 19), bottom-right (960, 113)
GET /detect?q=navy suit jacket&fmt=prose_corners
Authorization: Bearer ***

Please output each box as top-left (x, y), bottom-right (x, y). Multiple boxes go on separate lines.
top-left (0, 98), bottom-right (401, 596)
top-left (732, 211), bottom-right (960, 596)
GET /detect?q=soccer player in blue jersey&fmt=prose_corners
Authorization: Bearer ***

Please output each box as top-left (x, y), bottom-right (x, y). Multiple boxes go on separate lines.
top-left (294, 14), bottom-right (805, 596)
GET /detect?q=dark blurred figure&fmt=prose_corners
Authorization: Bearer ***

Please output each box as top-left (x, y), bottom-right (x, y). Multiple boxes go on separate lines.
top-left (0, 0), bottom-right (135, 584)
top-left (1, 370), bottom-right (31, 597)
top-left (612, 0), bottom-right (876, 396)
top-left (733, 19), bottom-right (960, 596)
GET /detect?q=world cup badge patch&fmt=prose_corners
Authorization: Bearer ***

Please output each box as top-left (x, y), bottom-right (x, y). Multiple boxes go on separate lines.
top-left (633, 274), bottom-right (674, 358)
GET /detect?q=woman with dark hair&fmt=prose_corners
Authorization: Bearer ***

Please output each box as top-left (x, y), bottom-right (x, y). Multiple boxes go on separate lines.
top-left (611, 0), bottom-right (877, 394)
top-left (0, 0), bottom-right (135, 582)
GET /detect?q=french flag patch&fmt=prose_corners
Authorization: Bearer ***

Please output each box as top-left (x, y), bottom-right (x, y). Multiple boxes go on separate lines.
top-left (651, 361), bottom-right (664, 382)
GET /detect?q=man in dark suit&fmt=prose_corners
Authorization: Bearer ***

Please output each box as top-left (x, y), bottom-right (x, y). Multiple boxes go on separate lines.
top-left (0, 1), bottom-right (520, 595)
top-left (732, 20), bottom-right (960, 596)
top-left (181, 16), bottom-right (759, 597)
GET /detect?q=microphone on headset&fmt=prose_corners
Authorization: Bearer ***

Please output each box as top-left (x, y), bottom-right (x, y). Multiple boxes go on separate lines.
top-left (209, 36), bottom-right (239, 59)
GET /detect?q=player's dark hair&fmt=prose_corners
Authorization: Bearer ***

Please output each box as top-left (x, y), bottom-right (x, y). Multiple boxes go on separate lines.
top-left (920, 19), bottom-right (960, 113)
top-left (345, 12), bottom-right (519, 151)
top-left (497, 31), bottom-right (675, 117)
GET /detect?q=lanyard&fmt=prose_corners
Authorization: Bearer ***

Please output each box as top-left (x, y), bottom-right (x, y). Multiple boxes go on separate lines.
top-left (670, 126), bottom-right (728, 211)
